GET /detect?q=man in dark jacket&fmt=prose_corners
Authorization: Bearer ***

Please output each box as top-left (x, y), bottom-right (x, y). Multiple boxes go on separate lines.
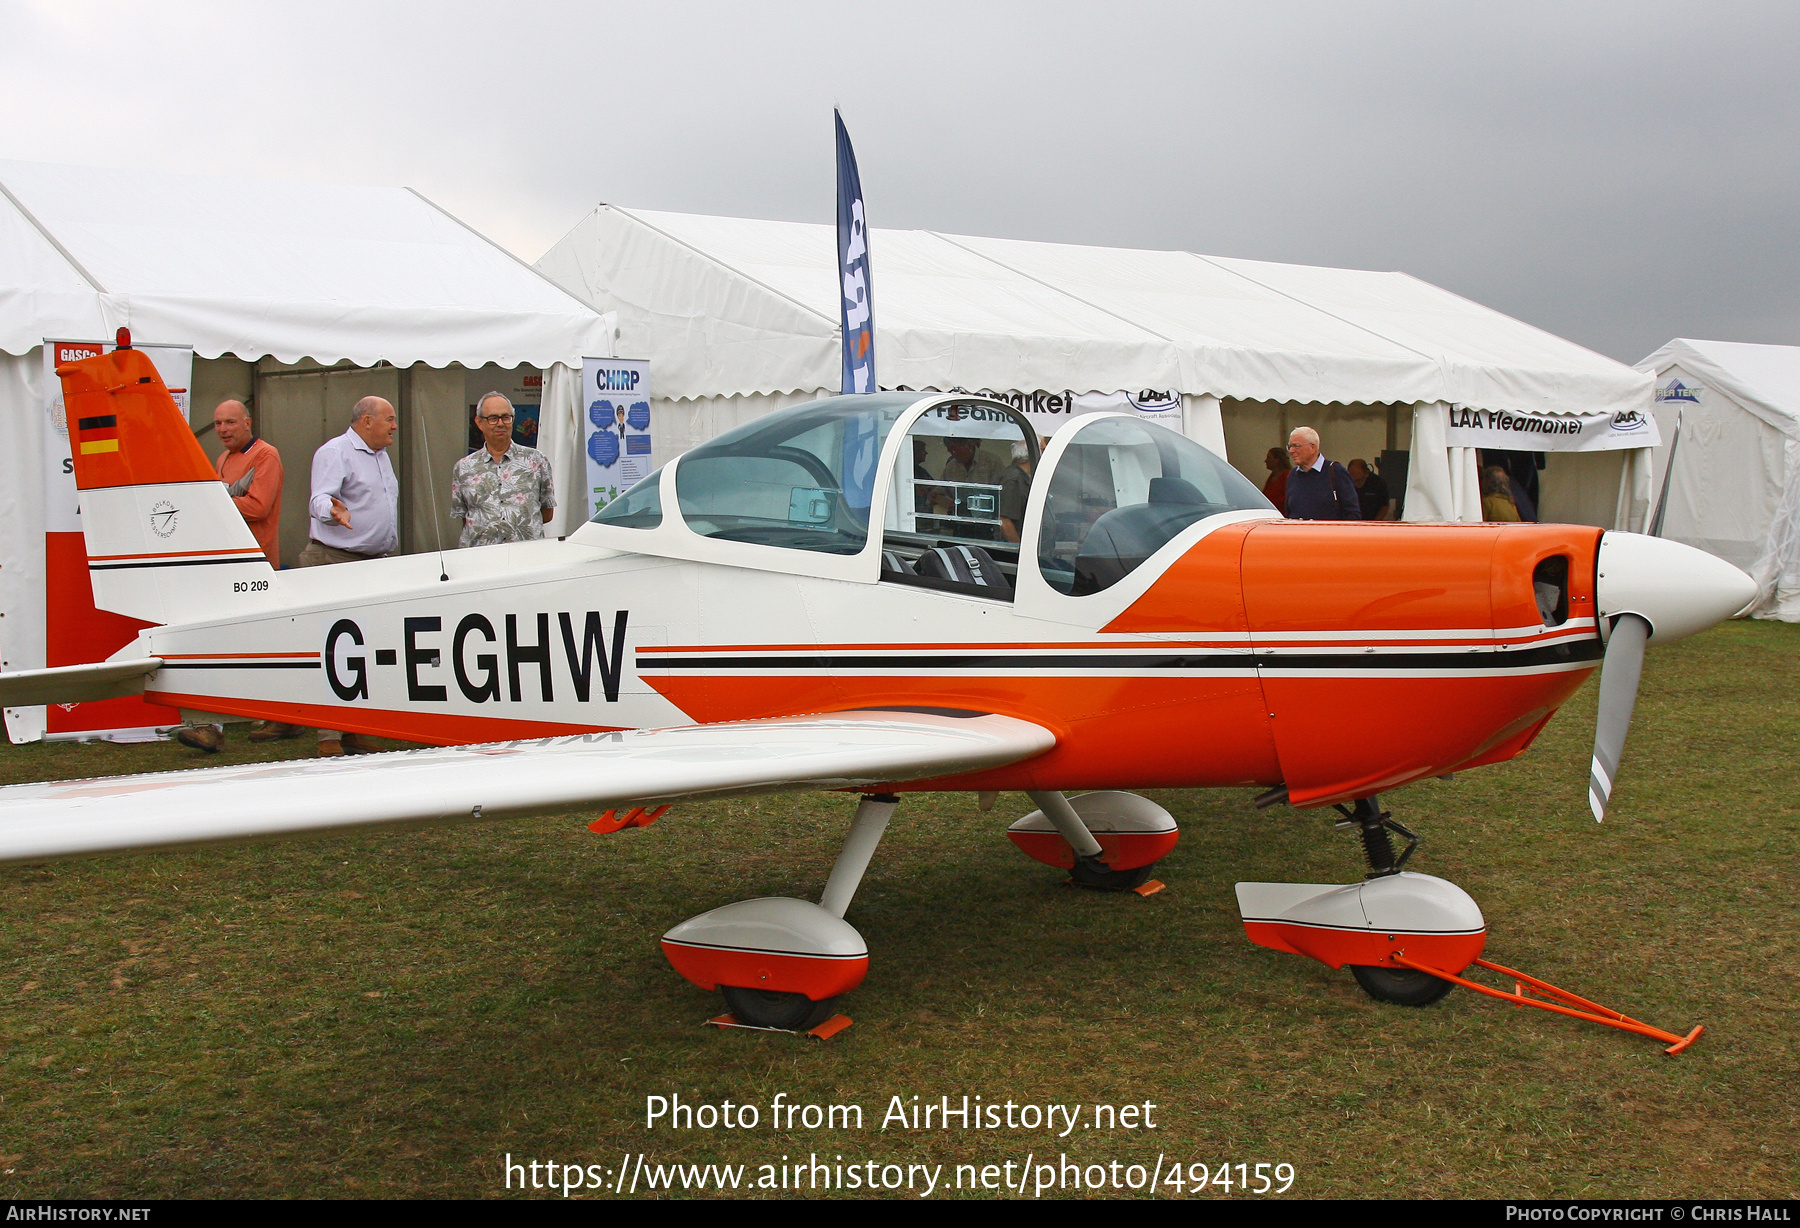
top-left (1282, 427), bottom-right (1362, 520)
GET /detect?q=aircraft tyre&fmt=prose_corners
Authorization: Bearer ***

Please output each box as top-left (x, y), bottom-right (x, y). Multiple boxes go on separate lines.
top-left (1350, 964), bottom-right (1455, 1007)
top-left (721, 985), bottom-right (839, 1031)
top-left (1068, 856), bottom-right (1156, 892)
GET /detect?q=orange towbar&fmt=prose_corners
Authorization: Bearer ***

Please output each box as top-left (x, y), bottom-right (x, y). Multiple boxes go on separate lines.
top-left (1393, 954), bottom-right (1704, 1055)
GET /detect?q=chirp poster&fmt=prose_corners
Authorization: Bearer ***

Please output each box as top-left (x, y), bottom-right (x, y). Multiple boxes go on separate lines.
top-left (581, 359), bottom-right (652, 517)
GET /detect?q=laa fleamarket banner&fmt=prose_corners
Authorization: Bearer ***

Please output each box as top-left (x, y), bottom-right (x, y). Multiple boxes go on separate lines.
top-left (1442, 403), bottom-right (1660, 452)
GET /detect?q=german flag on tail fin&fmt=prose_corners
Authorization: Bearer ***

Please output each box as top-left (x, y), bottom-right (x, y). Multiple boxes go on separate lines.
top-left (56, 347), bottom-right (216, 490)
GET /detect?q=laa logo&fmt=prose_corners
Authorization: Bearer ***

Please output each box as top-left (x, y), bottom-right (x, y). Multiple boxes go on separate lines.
top-left (1610, 409), bottom-right (1649, 432)
top-left (1129, 390), bottom-right (1180, 413)
top-left (149, 500), bottom-right (179, 538)
top-left (1655, 379), bottom-right (1701, 404)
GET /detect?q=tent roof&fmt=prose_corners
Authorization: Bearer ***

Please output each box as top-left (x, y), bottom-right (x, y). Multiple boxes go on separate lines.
top-left (536, 204), bottom-right (1651, 414)
top-left (0, 159), bottom-right (615, 368)
top-left (1636, 338), bottom-right (1800, 441)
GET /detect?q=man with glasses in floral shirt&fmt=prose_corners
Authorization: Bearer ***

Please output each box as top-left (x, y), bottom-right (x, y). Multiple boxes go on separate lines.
top-left (450, 392), bottom-right (557, 547)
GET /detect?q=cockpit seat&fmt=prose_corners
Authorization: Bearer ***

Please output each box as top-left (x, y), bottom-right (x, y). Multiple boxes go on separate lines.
top-left (915, 544), bottom-right (1013, 598)
top-left (1072, 477), bottom-right (1209, 595)
top-left (881, 550), bottom-right (916, 577)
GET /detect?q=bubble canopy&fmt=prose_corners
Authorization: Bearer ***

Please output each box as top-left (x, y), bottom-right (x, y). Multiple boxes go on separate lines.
top-left (576, 393), bottom-right (1270, 590)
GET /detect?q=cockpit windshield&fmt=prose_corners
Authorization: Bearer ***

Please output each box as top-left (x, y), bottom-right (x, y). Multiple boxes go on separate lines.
top-left (669, 394), bottom-right (917, 556)
top-left (1039, 416), bottom-right (1273, 595)
top-left (590, 466), bottom-right (663, 528)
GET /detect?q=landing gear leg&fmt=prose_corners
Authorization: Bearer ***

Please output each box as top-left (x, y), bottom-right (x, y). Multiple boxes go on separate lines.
top-left (1333, 795), bottom-right (1419, 879)
top-left (1331, 795), bottom-right (1450, 1005)
top-left (819, 793), bottom-right (898, 918)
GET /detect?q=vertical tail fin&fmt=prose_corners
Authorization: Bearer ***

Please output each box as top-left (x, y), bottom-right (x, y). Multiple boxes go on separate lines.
top-left (58, 346), bottom-right (278, 625)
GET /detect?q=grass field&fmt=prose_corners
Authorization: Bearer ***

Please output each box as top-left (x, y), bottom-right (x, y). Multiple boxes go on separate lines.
top-left (0, 619), bottom-right (1794, 1199)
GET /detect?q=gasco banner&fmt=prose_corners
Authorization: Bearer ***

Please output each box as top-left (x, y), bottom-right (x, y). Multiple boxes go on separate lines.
top-left (1442, 403), bottom-right (1660, 452)
top-left (582, 358), bottom-right (652, 517)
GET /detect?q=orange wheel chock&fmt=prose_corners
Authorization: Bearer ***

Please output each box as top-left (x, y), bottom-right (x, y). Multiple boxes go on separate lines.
top-left (587, 804), bottom-right (671, 835)
top-left (1392, 954), bottom-right (1704, 1055)
top-left (706, 1012), bottom-right (854, 1040)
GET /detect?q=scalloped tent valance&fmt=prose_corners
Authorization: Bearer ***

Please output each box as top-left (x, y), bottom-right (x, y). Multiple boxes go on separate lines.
top-left (536, 204), bottom-right (1651, 418)
top-left (0, 159), bottom-right (615, 368)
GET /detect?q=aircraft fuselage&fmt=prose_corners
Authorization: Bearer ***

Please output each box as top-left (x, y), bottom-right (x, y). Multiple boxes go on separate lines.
top-left (135, 516), bottom-right (1603, 808)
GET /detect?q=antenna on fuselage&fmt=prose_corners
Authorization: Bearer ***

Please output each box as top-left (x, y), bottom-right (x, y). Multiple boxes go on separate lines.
top-left (414, 402), bottom-right (449, 582)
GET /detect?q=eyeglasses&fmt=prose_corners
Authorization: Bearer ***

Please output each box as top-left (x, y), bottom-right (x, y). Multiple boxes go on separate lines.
top-left (479, 414), bottom-right (514, 424)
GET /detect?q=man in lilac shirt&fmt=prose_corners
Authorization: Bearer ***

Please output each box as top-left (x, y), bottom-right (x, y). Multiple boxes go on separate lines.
top-left (291, 396), bottom-right (400, 755)
top-left (299, 396), bottom-right (400, 565)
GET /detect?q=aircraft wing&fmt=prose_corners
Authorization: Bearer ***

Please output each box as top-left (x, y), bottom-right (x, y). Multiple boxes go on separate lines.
top-left (0, 657), bottom-right (162, 706)
top-left (0, 710), bottom-right (1053, 864)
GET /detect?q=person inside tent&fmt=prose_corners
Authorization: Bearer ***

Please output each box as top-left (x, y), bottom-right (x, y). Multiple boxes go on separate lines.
top-left (1481, 466), bottom-right (1522, 522)
top-left (1347, 458), bottom-right (1391, 521)
top-left (1261, 445), bottom-right (1291, 514)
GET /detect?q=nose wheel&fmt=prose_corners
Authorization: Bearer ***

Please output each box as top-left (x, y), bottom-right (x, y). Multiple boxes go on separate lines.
top-left (1334, 795), bottom-right (1453, 1003)
top-left (1238, 793), bottom-right (1484, 1006)
top-left (1350, 963), bottom-right (1454, 1006)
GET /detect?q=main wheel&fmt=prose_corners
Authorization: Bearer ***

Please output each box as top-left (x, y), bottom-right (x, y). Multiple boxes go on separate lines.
top-left (1350, 964), bottom-right (1455, 1007)
top-left (720, 985), bottom-right (838, 1031)
top-left (1068, 857), bottom-right (1156, 891)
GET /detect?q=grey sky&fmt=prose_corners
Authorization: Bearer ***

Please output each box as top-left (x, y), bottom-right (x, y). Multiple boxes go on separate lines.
top-left (2, 0), bottom-right (1793, 363)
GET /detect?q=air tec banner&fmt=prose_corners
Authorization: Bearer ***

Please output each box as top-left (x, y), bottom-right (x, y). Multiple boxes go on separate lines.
top-left (581, 358), bottom-right (652, 517)
top-left (836, 110), bottom-right (875, 396)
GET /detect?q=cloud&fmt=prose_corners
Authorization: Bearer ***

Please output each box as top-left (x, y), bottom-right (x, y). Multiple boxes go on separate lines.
top-left (2, 0), bottom-right (1794, 362)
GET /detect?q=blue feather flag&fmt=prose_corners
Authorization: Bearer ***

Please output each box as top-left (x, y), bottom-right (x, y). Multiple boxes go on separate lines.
top-left (835, 109), bottom-right (880, 517)
top-left (836, 109), bottom-right (875, 395)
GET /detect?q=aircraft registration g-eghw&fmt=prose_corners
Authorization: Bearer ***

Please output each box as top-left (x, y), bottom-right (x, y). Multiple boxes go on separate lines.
top-left (0, 343), bottom-right (1757, 1033)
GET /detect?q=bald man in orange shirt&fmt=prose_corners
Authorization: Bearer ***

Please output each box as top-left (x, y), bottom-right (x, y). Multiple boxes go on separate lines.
top-left (212, 399), bottom-right (282, 566)
top-left (175, 400), bottom-right (284, 754)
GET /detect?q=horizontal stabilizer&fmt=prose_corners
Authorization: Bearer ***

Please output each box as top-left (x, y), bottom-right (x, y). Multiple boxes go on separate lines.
top-left (0, 710), bottom-right (1055, 864)
top-left (0, 657), bottom-right (162, 707)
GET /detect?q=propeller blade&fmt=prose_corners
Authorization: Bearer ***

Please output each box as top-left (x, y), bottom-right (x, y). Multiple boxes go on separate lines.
top-left (1589, 613), bottom-right (1651, 822)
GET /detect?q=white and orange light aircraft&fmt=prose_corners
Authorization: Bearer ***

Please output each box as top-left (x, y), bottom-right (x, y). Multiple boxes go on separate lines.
top-left (0, 343), bottom-right (1757, 1032)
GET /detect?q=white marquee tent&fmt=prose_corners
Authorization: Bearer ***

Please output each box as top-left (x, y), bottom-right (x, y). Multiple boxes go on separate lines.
top-left (537, 205), bottom-right (1656, 527)
top-left (0, 159), bottom-right (616, 739)
top-left (1637, 339), bottom-right (1800, 620)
